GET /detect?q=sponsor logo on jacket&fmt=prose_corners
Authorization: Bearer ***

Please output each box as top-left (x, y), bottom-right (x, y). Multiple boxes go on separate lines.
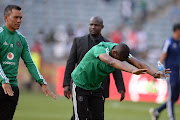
top-left (7, 52), bottom-right (14, 60)
top-left (2, 52), bottom-right (16, 65)
top-left (2, 61), bottom-right (15, 65)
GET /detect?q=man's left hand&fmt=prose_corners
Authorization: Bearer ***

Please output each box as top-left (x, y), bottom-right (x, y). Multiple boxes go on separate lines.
top-left (119, 90), bottom-right (125, 102)
top-left (41, 85), bottom-right (58, 99)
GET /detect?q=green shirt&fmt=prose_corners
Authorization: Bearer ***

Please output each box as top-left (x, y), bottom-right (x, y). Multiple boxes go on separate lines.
top-left (0, 25), bottom-right (45, 86)
top-left (71, 42), bottom-right (118, 90)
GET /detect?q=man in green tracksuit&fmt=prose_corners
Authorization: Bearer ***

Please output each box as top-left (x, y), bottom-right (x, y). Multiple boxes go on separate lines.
top-left (71, 41), bottom-right (170, 120)
top-left (0, 5), bottom-right (57, 120)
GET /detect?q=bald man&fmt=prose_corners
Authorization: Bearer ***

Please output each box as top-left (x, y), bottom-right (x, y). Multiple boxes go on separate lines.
top-left (63, 16), bottom-right (125, 120)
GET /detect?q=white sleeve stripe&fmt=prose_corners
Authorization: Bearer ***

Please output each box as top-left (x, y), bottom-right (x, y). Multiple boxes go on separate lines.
top-left (127, 54), bottom-right (133, 60)
top-left (0, 72), bottom-right (4, 79)
top-left (162, 39), bottom-right (171, 53)
top-left (0, 65), bottom-right (6, 79)
top-left (16, 30), bottom-right (25, 38)
top-left (0, 65), bottom-right (9, 83)
top-left (0, 27), bottom-right (4, 33)
top-left (26, 40), bottom-right (44, 81)
top-left (33, 61), bottom-right (44, 80)
top-left (128, 54), bottom-right (132, 59)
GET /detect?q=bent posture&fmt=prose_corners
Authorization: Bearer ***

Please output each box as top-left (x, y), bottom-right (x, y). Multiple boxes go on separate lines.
top-left (71, 42), bottom-right (170, 120)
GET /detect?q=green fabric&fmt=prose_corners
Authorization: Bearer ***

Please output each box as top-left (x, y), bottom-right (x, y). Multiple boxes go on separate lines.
top-left (0, 25), bottom-right (44, 86)
top-left (71, 42), bottom-right (118, 90)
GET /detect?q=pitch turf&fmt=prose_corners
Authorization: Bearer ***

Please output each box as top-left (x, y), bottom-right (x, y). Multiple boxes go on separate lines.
top-left (13, 91), bottom-right (180, 120)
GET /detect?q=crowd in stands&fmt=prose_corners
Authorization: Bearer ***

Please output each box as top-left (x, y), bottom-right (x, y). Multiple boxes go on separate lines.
top-left (0, 0), bottom-right (179, 65)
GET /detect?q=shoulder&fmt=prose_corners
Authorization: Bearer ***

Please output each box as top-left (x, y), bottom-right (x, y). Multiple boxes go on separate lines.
top-left (165, 38), bottom-right (171, 43)
top-left (0, 27), bottom-right (4, 37)
top-left (0, 27), bottom-right (4, 34)
top-left (163, 38), bottom-right (171, 47)
top-left (16, 31), bottom-right (29, 46)
top-left (73, 34), bottom-right (88, 44)
top-left (75, 34), bottom-right (88, 41)
top-left (0, 27), bottom-right (4, 41)
top-left (16, 30), bottom-right (26, 39)
top-left (99, 41), bottom-right (117, 46)
top-left (162, 38), bottom-right (171, 53)
top-left (95, 42), bottom-right (107, 49)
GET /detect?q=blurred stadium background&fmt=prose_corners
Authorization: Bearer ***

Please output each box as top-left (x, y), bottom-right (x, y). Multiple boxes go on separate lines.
top-left (0, 0), bottom-right (180, 120)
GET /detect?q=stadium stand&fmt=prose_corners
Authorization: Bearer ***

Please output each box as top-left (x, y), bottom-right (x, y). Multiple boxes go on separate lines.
top-left (0, 0), bottom-right (179, 64)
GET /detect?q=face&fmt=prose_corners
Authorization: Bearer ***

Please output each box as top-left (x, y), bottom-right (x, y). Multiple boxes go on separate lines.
top-left (89, 18), bottom-right (104, 36)
top-left (111, 50), bottom-right (127, 61)
top-left (4, 9), bottom-right (22, 32)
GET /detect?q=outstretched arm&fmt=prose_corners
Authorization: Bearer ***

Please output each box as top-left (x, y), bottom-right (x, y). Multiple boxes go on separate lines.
top-left (99, 54), bottom-right (147, 75)
top-left (127, 57), bottom-right (155, 76)
top-left (21, 38), bottom-right (57, 99)
top-left (127, 56), bottom-right (170, 78)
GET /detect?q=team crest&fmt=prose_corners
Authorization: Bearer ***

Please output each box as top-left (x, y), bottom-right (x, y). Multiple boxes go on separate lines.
top-left (16, 41), bottom-right (21, 48)
top-left (7, 52), bottom-right (14, 60)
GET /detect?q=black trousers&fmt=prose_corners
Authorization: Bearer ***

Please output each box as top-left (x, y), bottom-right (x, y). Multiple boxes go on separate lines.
top-left (72, 83), bottom-right (104, 120)
top-left (0, 86), bottom-right (19, 120)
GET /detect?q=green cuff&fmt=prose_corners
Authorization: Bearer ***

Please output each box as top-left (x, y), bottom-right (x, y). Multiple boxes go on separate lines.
top-left (1, 79), bottom-right (9, 84)
top-left (37, 79), bottom-right (47, 86)
top-left (37, 79), bottom-right (43, 85)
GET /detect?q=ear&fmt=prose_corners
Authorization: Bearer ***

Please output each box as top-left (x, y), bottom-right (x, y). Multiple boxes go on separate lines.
top-left (102, 25), bottom-right (104, 29)
top-left (4, 15), bottom-right (8, 22)
top-left (111, 49), bottom-right (117, 56)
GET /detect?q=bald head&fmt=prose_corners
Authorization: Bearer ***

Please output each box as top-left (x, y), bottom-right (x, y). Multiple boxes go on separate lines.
top-left (90, 16), bottom-right (103, 25)
top-left (111, 44), bottom-right (130, 61)
top-left (89, 16), bottom-right (104, 36)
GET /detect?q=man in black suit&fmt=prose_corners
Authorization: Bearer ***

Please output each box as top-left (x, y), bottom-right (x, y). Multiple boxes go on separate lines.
top-left (63, 16), bottom-right (125, 120)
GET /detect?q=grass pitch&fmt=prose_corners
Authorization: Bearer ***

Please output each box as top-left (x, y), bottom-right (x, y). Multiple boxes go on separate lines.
top-left (13, 91), bottom-right (180, 120)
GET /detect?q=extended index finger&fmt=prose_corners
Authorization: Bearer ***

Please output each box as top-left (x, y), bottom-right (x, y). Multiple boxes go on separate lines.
top-left (48, 91), bottom-right (58, 100)
top-left (165, 68), bottom-right (171, 73)
top-left (140, 69), bottom-right (148, 72)
top-left (165, 68), bottom-right (170, 71)
top-left (141, 72), bottom-right (147, 74)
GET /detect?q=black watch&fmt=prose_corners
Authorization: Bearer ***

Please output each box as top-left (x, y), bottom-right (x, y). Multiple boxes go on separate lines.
top-left (153, 72), bottom-right (158, 78)
top-left (41, 81), bottom-right (47, 86)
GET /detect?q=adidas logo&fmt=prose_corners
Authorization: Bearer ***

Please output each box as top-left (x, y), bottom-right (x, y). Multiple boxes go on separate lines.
top-left (3, 41), bottom-right (8, 45)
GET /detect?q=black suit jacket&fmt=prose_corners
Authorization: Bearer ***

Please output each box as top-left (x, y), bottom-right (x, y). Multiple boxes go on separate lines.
top-left (63, 34), bottom-right (125, 98)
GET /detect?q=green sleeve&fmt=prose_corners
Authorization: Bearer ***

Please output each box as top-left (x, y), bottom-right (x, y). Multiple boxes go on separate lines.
top-left (0, 34), bottom-right (9, 84)
top-left (94, 46), bottom-right (109, 58)
top-left (21, 38), bottom-right (46, 85)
